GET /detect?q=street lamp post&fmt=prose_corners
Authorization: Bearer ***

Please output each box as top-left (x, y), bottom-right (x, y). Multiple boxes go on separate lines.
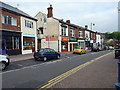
top-left (115, 56), bottom-right (120, 89)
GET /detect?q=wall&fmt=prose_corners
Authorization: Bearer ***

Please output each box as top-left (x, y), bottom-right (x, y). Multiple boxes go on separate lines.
top-left (21, 16), bottom-right (37, 54)
top-left (46, 17), bottom-right (59, 36)
top-left (0, 9), bottom-right (21, 31)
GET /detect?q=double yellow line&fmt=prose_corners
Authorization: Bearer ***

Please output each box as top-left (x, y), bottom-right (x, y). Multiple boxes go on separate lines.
top-left (38, 51), bottom-right (113, 89)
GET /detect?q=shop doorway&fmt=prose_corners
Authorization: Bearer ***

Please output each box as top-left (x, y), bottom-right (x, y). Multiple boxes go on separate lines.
top-left (0, 39), bottom-right (6, 54)
top-left (61, 41), bottom-right (68, 52)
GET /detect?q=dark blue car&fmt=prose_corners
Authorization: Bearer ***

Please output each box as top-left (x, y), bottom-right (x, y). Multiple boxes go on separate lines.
top-left (33, 48), bottom-right (60, 61)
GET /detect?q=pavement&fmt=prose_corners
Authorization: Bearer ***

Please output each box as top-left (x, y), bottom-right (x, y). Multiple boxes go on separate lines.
top-left (50, 52), bottom-right (118, 88)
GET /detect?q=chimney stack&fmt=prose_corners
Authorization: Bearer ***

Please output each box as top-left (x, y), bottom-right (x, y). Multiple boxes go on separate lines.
top-left (47, 5), bottom-right (53, 18)
top-left (66, 20), bottom-right (70, 23)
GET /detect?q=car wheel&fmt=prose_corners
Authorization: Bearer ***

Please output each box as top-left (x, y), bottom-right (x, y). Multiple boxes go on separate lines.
top-left (0, 62), bottom-right (7, 70)
top-left (34, 58), bottom-right (38, 61)
top-left (57, 55), bottom-right (60, 59)
top-left (79, 52), bottom-right (82, 55)
top-left (43, 57), bottom-right (47, 61)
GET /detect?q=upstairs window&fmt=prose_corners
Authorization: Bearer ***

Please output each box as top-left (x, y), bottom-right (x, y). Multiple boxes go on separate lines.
top-left (25, 20), bottom-right (33, 28)
top-left (44, 17), bottom-right (47, 23)
top-left (2, 15), bottom-right (17, 26)
top-left (86, 33), bottom-right (88, 38)
top-left (61, 27), bottom-right (66, 36)
top-left (79, 31), bottom-right (83, 38)
top-left (70, 28), bottom-right (74, 37)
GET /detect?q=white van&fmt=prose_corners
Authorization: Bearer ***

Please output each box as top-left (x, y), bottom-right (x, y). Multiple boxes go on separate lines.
top-left (0, 55), bottom-right (10, 70)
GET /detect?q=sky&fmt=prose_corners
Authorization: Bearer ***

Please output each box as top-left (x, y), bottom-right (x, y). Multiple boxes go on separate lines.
top-left (1, 0), bottom-right (120, 33)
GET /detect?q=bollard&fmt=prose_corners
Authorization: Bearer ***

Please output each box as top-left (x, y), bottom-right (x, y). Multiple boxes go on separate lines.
top-left (115, 56), bottom-right (120, 89)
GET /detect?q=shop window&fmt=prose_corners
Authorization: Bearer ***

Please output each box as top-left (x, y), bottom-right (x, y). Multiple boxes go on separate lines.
top-left (6, 36), bottom-right (12, 50)
top-left (2, 40), bottom-right (5, 50)
top-left (5, 35), bottom-right (20, 50)
top-left (14, 37), bottom-right (19, 49)
top-left (23, 37), bottom-right (35, 50)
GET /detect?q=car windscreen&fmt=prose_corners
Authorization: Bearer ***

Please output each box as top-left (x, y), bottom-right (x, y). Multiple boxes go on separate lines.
top-left (74, 47), bottom-right (80, 49)
top-left (37, 49), bottom-right (44, 53)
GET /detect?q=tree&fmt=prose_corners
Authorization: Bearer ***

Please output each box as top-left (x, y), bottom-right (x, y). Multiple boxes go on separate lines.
top-left (111, 32), bottom-right (120, 42)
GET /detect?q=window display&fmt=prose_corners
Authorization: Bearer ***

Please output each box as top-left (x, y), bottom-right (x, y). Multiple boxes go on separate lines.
top-left (23, 37), bottom-right (35, 50)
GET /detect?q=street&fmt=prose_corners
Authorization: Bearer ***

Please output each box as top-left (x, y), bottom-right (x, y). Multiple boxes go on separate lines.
top-left (2, 50), bottom-right (115, 88)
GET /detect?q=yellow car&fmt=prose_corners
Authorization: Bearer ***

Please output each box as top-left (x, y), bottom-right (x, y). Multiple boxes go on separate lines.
top-left (73, 46), bottom-right (86, 54)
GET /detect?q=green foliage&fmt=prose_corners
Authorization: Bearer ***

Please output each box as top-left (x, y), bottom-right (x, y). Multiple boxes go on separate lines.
top-left (105, 32), bottom-right (120, 41)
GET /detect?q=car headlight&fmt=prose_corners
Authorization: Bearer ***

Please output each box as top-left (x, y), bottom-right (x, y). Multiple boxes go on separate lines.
top-left (116, 51), bottom-right (119, 53)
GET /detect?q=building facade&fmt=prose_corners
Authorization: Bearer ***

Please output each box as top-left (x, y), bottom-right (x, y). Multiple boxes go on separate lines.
top-left (0, 1), bottom-right (37, 55)
top-left (35, 5), bottom-right (105, 52)
top-left (118, 1), bottom-right (120, 32)
top-left (34, 12), bottom-right (47, 49)
top-left (0, 2), bottom-right (22, 55)
top-left (21, 16), bottom-right (37, 54)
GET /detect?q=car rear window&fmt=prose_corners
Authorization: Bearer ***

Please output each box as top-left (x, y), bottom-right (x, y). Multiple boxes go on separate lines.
top-left (37, 49), bottom-right (44, 53)
top-left (74, 47), bottom-right (80, 49)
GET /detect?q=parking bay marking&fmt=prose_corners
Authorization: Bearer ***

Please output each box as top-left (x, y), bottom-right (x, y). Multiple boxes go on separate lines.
top-left (38, 51), bottom-right (113, 89)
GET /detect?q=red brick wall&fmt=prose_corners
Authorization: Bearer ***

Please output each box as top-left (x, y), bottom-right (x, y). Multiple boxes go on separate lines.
top-left (68, 26), bottom-right (70, 36)
top-left (1, 9), bottom-right (21, 31)
top-left (75, 27), bottom-right (79, 38)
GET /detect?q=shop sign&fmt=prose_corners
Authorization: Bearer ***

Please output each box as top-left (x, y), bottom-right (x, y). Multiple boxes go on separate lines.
top-left (90, 40), bottom-right (93, 43)
top-left (46, 36), bottom-right (58, 41)
top-left (69, 37), bottom-right (77, 42)
top-left (93, 40), bottom-right (96, 43)
top-left (61, 37), bottom-right (69, 41)
top-left (23, 33), bottom-right (35, 37)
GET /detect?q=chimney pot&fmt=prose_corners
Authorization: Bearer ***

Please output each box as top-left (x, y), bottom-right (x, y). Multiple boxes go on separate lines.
top-left (66, 20), bottom-right (70, 23)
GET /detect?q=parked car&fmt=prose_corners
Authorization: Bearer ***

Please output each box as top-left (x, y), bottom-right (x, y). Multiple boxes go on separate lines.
top-left (91, 46), bottom-right (99, 52)
top-left (0, 54), bottom-right (10, 70)
top-left (33, 48), bottom-right (61, 61)
top-left (73, 46), bottom-right (86, 54)
top-left (109, 46), bottom-right (114, 50)
top-left (115, 49), bottom-right (120, 59)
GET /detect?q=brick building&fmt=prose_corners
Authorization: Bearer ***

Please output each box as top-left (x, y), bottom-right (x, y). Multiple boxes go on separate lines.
top-left (0, 2), bottom-right (37, 55)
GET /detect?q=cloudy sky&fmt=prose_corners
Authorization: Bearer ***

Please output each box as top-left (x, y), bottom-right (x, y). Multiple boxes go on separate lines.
top-left (1, 0), bottom-right (120, 33)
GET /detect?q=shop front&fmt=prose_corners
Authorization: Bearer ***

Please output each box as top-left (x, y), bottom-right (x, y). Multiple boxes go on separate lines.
top-left (61, 37), bottom-right (68, 52)
top-left (68, 37), bottom-right (78, 52)
top-left (78, 40), bottom-right (85, 48)
top-left (22, 33), bottom-right (35, 54)
top-left (90, 39), bottom-right (96, 48)
top-left (1, 30), bottom-right (22, 55)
